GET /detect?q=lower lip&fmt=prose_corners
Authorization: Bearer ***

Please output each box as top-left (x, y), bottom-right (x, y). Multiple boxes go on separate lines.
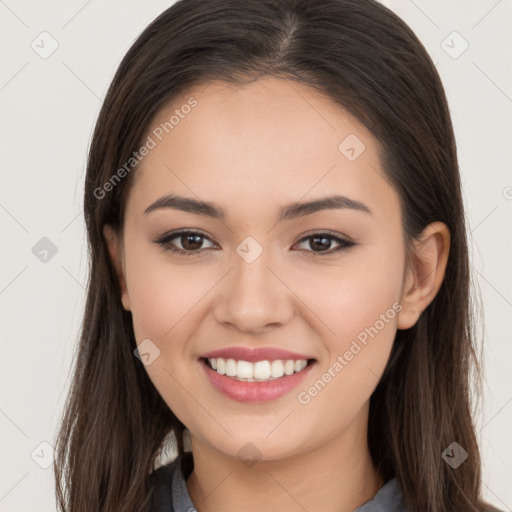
top-left (200, 358), bottom-right (315, 403)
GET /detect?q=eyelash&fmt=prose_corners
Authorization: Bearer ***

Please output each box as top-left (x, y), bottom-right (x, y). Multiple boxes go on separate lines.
top-left (153, 229), bottom-right (356, 258)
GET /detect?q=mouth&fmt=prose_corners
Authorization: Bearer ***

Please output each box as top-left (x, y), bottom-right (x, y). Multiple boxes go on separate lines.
top-left (199, 356), bottom-right (317, 403)
top-left (201, 356), bottom-right (316, 381)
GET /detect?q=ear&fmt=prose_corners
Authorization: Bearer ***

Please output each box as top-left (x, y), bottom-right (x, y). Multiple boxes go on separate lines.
top-left (103, 224), bottom-right (131, 311)
top-left (397, 221), bottom-right (450, 330)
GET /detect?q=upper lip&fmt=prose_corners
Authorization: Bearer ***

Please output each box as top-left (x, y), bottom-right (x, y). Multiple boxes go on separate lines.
top-left (200, 347), bottom-right (315, 363)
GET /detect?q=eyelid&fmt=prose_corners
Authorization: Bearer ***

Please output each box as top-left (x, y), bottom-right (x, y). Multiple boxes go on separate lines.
top-left (153, 229), bottom-right (356, 256)
top-left (296, 229), bottom-right (355, 244)
top-left (293, 231), bottom-right (355, 255)
top-left (153, 229), bottom-right (218, 254)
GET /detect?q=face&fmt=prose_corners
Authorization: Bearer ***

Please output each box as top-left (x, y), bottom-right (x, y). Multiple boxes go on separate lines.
top-left (105, 77), bottom-right (429, 462)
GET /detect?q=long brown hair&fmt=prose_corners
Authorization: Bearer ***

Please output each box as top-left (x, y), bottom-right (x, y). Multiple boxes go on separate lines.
top-left (54, 1), bottom-right (494, 510)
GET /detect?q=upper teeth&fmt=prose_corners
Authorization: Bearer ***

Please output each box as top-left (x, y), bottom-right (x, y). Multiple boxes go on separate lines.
top-left (208, 358), bottom-right (308, 381)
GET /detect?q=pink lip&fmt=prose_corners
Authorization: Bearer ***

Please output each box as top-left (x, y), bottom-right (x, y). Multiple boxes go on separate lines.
top-left (200, 358), bottom-right (315, 403)
top-left (199, 346), bottom-right (314, 363)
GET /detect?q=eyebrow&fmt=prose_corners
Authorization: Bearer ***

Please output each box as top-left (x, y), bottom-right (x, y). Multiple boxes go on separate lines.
top-left (143, 193), bottom-right (372, 221)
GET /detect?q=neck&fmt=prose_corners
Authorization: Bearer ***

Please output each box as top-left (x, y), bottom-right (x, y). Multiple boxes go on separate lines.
top-left (186, 407), bottom-right (384, 512)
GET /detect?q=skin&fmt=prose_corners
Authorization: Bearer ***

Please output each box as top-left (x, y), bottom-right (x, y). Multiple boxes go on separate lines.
top-left (104, 77), bottom-right (450, 512)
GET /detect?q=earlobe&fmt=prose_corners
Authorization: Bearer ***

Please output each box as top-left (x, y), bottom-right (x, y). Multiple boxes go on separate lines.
top-left (397, 222), bottom-right (450, 330)
top-left (102, 224), bottom-right (131, 311)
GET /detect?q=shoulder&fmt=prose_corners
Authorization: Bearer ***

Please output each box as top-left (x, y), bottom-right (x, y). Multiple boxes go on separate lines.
top-left (148, 457), bottom-right (180, 512)
top-left (354, 478), bottom-right (409, 512)
top-left (148, 452), bottom-right (195, 512)
top-left (355, 478), bottom-right (506, 512)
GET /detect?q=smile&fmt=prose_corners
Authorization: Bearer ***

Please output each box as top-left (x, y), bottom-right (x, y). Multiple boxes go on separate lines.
top-left (206, 357), bottom-right (309, 381)
top-left (200, 357), bottom-right (316, 403)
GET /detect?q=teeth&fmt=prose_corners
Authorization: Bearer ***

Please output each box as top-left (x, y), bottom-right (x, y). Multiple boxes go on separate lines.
top-left (216, 358), bottom-right (226, 375)
top-left (270, 360), bottom-right (284, 378)
top-left (254, 360), bottom-right (271, 379)
top-left (284, 360), bottom-right (295, 375)
top-left (237, 360), bottom-right (254, 379)
top-left (206, 357), bottom-right (310, 381)
top-left (225, 358), bottom-right (237, 377)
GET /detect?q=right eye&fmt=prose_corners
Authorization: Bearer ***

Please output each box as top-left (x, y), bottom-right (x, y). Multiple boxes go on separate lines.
top-left (153, 230), bottom-right (217, 256)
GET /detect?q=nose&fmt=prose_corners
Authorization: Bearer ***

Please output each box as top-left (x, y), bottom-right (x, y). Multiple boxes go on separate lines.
top-left (213, 247), bottom-right (294, 334)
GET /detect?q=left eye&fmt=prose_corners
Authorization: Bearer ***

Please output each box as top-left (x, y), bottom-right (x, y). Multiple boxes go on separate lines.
top-left (153, 230), bottom-right (355, 257)
top-left (294, 232), bottom-right (355, 254)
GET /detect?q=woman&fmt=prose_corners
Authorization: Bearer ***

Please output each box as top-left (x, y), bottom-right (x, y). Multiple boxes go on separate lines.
top-left (54, 1), bottom-right (502, 511)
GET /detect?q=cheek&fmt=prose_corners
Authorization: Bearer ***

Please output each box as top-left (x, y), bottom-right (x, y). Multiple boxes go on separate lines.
top-left (122, 246), bottom-right (209, 426)
top-left (292, 247), bottom-right (404, 409)
top-left (291, 248), bottom-right (404, 350)
top-left (294, 285), bottom-right (401, 438)
top-left (124, 245), bottom-right (213, 342)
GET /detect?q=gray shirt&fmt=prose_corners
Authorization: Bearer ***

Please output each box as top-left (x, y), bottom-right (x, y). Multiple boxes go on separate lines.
top-left (149, 452), bottom-right (409, 511)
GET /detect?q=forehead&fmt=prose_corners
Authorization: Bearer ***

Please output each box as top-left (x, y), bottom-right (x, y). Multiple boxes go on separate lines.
top-left (126, 77), bottom-right (399, 224)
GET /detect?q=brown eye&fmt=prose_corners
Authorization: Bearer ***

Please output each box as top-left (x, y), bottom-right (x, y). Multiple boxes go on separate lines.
top-left (294, 232), bottom-right (355, 255)
top-left (180, 233), bottom-right (204, 251)
top-left (153, 230), bottom-right (216, 256)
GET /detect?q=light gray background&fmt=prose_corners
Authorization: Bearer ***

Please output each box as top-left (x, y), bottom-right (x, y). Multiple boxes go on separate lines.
top-left (1, 1), bottom-right (511, 511)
